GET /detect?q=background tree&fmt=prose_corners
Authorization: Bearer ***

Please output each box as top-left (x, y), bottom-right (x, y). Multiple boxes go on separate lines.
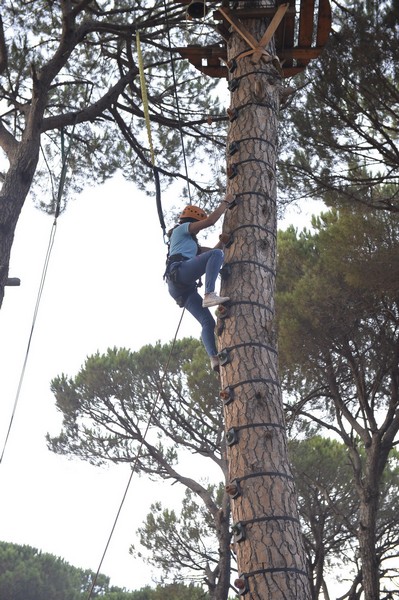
top-left (48, 327), bottom-right (399, 599)
top-left (126, 582), bottom-right (211, 600)
top-left (100, 582), bottom-right (211, 600)
top-left (289, 436), bottom-right (357, 599)
top-left (0, 541), bottom-right (209, 600)
top-left (134, 486), bottom-right (227, 589)
top-left (47, 338), bottom-right (233, 600)
top-left (0, 541), bottom-right (111, 599)
top-left (0, 0), bottom-right (227, 307)
top-left (279, 0), bottom-right (399, 212)
top-left (290, 436), bottom-right (399, 599)
top-left (277, 205), bottom-right (399, 599)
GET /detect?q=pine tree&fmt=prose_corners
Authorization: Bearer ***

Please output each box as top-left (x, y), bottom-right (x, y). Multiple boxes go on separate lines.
top-left (0, 1), bottom-right (225, 308)
top-left (216, 3), bottom-right (313, 597)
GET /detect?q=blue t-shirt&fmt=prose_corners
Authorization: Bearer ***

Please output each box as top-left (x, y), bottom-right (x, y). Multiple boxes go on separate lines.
top-left (169, 223), bottom-right (198, 259)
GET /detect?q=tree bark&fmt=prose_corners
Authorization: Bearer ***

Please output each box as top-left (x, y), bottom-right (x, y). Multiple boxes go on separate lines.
top-left (0, 141), bottom-right (41, 306)
top-left (356, 443), bottom-right (380, 600)
top-left (218, 7), bottom-right (311, 599)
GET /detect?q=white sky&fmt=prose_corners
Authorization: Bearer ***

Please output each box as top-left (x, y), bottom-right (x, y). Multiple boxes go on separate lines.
top-left (0, 173), bottom-right (324, 592)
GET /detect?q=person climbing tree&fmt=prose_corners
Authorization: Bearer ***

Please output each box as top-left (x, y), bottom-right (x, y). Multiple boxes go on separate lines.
top-left (164, 197), bottom-right (232, 371)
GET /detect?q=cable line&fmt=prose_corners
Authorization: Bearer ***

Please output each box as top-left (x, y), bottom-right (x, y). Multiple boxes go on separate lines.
top-left (0, 125), bottom-right (75, 464)
top-left (136, 30), bottom-right (166, 239)
top-left (85, 308), bottom-right (186, 600)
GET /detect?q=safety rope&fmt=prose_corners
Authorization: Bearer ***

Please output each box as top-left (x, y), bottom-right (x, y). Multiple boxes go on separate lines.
top-left (85, 308), bottom-right (186, 600)
top-left (0, 125), bottom-right (75, 464)
top-left (136, 31), bottom-right (166, 239)
top-left (86, 25), bottom-right (202, 592)
top-left (136, 31), bottom-right (155, 167)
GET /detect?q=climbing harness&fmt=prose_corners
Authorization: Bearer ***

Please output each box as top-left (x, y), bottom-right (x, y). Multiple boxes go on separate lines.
top-left (163, 223), bottom-right (203, 307)
top-left (164, 253), bottom-right (198, 308)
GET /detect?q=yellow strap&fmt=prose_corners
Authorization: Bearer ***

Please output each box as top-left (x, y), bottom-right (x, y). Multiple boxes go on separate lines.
top-left (136, 31), bottom-right (155, 166)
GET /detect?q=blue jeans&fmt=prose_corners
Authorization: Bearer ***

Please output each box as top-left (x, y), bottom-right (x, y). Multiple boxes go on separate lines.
top-left (167, 249), bottom-right (224, 357)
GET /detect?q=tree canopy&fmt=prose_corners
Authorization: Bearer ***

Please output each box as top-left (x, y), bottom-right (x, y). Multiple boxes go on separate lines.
top-left (48, 325), bottom-right (399, 599)
top-left (277, 205), bottom-right (399, 598)
top-left (47, 338), bottom-right (233, 599)
top-left (290, 436), bottom-right (399, 599)
top-left (279, 0), bottom-right (399, 212)
top-left (0, 540), bottom-right (209, 600)
top-left (0, 0), bottom-right (227, 306)
top-left (0, 541), bottom-right (111, 599)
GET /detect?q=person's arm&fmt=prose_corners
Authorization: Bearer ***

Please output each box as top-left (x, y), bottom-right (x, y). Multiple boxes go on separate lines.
top-left (188, 194), bottom-right (233, 235)
top-left (214, 233), bottom-right (231, 249)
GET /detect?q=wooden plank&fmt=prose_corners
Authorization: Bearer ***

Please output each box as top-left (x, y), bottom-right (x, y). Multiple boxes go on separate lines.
top-left (176, 45), bottom-right (226, 59)
top-left (275, 0), bottom-right (296, 68)
top-left (214, 7), bottom-right (296, 20)
top-left (176, 45), bottom-right (227, 78)
top-left (298, 0), bottom-right (315, 47)
top-left (201, 66), bottom-right (227, 77)
top-left (283, 65), bottom-right (307, 77)
top-left (280, 47), bottom-right (324, 60)
top-left (252, 3), bottom-right (289, 62)
top-left (316, 0), bottom-right (332, 46)
top-left (218, 6), bottom-right (259, 51)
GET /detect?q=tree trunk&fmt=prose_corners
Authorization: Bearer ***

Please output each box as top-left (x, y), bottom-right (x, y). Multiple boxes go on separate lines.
top-left (357, 444), bottom-right (380, 600)
top-left (212, 491), bottom-right (232, 600)
top-left (0, 143), bottom-right (41, 306)
top-left (218, 6), bottom-right (311, 599)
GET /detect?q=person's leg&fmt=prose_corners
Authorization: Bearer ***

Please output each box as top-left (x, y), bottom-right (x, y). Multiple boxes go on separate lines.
top-left (184, 290), bottom-right (218, 358)
top-left (178, 250), bottom-right (224, 293)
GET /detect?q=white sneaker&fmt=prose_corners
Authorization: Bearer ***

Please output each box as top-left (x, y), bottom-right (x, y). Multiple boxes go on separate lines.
top-left (210, 356), bottom-right (220, 372)
top-left (203, 292), bottom-right (230, 308)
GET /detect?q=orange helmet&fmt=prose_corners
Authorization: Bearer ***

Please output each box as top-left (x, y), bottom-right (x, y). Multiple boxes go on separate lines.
top-left (179, 205), bottom-right (207, 221)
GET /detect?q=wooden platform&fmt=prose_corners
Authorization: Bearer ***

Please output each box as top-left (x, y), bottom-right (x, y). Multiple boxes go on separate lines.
top-left (173, 0), bottom-right (332, 78)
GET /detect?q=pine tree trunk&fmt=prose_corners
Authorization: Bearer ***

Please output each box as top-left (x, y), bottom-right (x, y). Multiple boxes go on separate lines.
top-left (218, 7), bottom-right (311, 599)
top-left (0, 145), bottom-right (40, 307)
top-left (0, 87), bottom-right (45, 308)
top-left (357, 447), bottom-right (380, 600)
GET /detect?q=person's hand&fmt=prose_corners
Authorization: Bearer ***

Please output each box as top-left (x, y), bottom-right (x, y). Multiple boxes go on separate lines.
top-left (219, 233), bottom-right (231, 245)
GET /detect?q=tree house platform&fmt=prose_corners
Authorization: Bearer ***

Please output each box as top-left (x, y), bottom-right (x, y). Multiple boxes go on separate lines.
top-left (173, 0), bottom-right (332, 78)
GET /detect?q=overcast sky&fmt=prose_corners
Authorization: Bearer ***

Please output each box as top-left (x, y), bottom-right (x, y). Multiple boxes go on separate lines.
top-left (0, 173), bottom-right (320, 591)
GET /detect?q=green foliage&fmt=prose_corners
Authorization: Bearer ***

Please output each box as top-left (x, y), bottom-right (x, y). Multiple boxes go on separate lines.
top-left (289, 436), bottom-right (399, 596)
top-left (277, 206), bottom-right (399, 394)
top-left (279, 0), bottom-right (399, 211)
top-left (0, 541), bottom-right (107, 600)
top-left (290, 437), bottom-right (357, 579)
top-left (290, 437), bottom-right (399, 596)
top-left (48, 338), bottom-right (221, 469)
top-left (126, 582), bottom-right (210, 600)
top-left (135, 486), bottom-right (224, 582)
top-left (47, 338), bottom-right (228, 594)
top-left (0, 541), bottom-right (210, 600)
top-left (277, 206), bottom-right (399, 596)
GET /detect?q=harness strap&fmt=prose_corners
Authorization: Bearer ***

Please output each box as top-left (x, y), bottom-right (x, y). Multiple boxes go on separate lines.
top-left (168, 253), bottom-right (189, 264)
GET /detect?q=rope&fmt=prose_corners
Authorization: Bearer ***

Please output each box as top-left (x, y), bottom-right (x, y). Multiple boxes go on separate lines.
top-left (136, 31), bottom-right (166, 239)
top-left (0, 224), bottom-right (56, 464)
top-left (85, 308), bottom-right (186, 600)
top-left (0, 126), bottom-right (75, 464)
top-left (86, 28), bottom-right (203, 594)
top-left (162, 0), bottom-right (192, 202)
top-left (136, 31), bottom-right (155, 167)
